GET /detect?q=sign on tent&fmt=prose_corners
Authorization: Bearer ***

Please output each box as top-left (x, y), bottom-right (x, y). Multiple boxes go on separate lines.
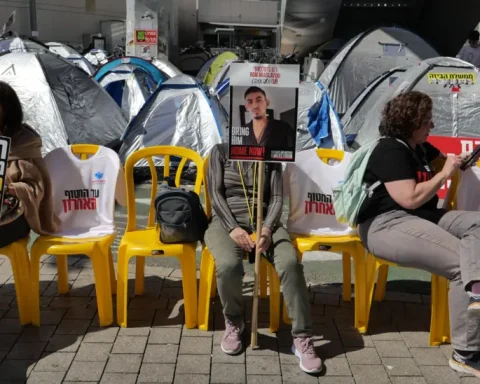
top-left (228, 63), bottom-right (300, 163)
top-left (427, 73), bottom-right (476, 84)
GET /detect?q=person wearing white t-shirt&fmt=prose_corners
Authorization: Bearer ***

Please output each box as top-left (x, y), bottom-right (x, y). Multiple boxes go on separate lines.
top-left (283, 148), bottom-right (356, 236)
top-left (457, 30), bottom-right (480, 68)
top-left (44, 145), bottom-right (126, 239)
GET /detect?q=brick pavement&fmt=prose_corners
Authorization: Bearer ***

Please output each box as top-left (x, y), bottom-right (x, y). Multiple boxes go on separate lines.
top-left (0, 254), bottom-right (475, 384)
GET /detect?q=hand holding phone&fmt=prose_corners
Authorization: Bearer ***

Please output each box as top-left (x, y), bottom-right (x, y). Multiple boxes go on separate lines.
top-left (460, 145), bottom-right (480, 170)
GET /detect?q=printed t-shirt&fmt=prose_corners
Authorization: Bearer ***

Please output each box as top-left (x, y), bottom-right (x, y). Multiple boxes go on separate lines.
top-left (44, 146), bottom-right (121, 238)
top-left (284, 148), bottom-right (356, 236)
top-left (358, 138), bottom-right (444, 224)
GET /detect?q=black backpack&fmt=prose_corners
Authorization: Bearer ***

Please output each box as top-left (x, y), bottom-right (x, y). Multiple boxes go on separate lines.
top-left (155, 179), bottom-right (209, 244)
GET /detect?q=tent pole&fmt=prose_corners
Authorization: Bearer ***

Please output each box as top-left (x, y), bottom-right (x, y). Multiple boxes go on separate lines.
top-left (30, 0), bottom-right (38, 37)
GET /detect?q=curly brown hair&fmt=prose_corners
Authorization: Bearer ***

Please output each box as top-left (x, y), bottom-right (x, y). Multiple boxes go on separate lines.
top-left (379, 91), bottom-right (433, 139)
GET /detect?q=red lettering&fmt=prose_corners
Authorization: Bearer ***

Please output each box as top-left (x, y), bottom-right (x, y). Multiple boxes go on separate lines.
top-left (231, 146), bottom-right (248, 156)
top-left (61, 198), bottom-right (97, 212)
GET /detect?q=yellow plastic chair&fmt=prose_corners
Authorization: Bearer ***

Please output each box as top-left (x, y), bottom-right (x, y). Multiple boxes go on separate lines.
top-left (365, 157), bottom-right (458, 346)
top-left (274, 148), bottom-right (368, 333)
top-left (197, 156), bottom-right (276, 332)
top-left (30, 145), bottom-right (117, 327)
top-left (1, 238), bottom-right (31, 324)
top-left (117, 146), bottom-right (203, 328)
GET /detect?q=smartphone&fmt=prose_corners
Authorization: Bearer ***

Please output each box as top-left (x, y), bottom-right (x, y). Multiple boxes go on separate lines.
top-left (460, 145), bottom-right (480, 170)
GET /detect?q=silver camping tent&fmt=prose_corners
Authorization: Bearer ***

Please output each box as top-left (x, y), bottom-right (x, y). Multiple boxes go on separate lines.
top-left (46, 42), bottom-right (96, 76)
top-left (152, 58), bottom-right (182, 78)
top-left (119, 75), bottom-right (228, 166)
top-left (342, 57), bottom-right (480, 148)
top-left (342, 67), bottom-right (407, 147)
top-left (94, 57), bottom-right (170, 123)
top-left (319, 26), bottom-right (439, 116)
top-left (0, 33), bottom-right (48, 54)
top-left (0, 51), bottom-right (128, 154)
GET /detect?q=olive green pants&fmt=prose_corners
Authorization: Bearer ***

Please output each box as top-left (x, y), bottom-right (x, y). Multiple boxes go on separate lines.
top-left (204, 217), bottom-right (313, 336)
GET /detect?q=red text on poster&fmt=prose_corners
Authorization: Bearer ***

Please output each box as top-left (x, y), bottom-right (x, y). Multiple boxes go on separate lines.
top-left (428, 135), bottom-right (480, 199)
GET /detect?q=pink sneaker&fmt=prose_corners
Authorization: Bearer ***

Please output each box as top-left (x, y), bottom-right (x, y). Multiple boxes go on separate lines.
top-left (221, 319), bottom-right (244, 355)
top-left (292, 337), bottom-right (323, 373)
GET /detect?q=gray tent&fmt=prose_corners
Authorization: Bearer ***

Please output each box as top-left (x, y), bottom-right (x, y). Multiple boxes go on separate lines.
top-left (320, 26), bottom-right (439, 116)
top-left (342, 57), bottom-right (480, 148)
top-left (342, 67), bottom-right (407, 147)
top-left (0, 51), bottom-right (127, 154)
top-left (119, 75), bottom-right (228, 167)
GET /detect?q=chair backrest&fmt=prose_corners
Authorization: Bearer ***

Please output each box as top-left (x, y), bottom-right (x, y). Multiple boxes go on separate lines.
top-left (123, 146), bottom-right (205, 232)
top-left (316, 148), bottom-right (344, 164)
top-left (203, 155), bottom-right (211, 218)
top-left (70, 144), bottom-right (100, 160)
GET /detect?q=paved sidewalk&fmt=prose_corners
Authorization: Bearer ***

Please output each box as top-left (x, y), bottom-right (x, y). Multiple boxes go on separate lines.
top-left (0, 255), bottom-right (474, 384)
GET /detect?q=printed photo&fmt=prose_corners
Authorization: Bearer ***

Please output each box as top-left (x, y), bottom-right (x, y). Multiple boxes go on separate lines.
top-left (228, 63), bottom-right (299, 162)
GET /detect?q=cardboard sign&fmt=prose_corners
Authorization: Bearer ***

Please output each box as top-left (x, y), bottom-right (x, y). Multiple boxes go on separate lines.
top-left (134, 29), bottom-right (158, 45)
top-left (228, 63), bottom-right (300, 163)
top-left (0, 136), bottom-right (11, 215)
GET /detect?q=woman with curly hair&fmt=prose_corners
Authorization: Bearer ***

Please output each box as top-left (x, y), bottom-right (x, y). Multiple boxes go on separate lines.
top-left (357, 90), bottom-right (480, 376)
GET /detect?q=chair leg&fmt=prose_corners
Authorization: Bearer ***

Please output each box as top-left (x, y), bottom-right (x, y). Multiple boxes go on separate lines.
top-left (363, 252), bottom-right (378, 333)
top-left (198, 249), bottom-right (215, 331)
top-left (373, 265), bottom-right (389, 302)
top-left (429, 275), bottom-right (450, 346)
top-left (342, 252), bottom-right (352, 302)
top-left (135, 257), bottom-right (145, 296)
top-left (56, 255), bottom-right (69, 294)
top-left (268, 264), bottom-right (280, 333)
top-left (9, 243), bottom-right (31, 325)
top-left (178, 249), bottom-right (198, 329)
top-left (352, 244), bottom-right (367, 334)
top-left (116, 246), bottom-right (131, 327)
top-left (29, 243), bottom-right (45, 327)
top-left (90, 248), bottom-right (114, 327)
top-left (108, 248), bottom-right (116, 295)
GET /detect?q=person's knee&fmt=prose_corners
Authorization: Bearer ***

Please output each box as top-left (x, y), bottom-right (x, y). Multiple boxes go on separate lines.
top-left (214, 253), bottom-right (243, 279)
top-left (275, 253), bottom-right (303, 278)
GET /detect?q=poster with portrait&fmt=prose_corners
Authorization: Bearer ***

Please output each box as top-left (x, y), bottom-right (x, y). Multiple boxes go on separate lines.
top-left (228, 63), bottom-right (300, 163)
top-left (0, 136), bottom-right (10, 215)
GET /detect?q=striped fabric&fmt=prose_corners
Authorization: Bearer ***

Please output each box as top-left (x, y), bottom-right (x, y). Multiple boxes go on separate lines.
top-left (207, 143), bottom-right (283, 233)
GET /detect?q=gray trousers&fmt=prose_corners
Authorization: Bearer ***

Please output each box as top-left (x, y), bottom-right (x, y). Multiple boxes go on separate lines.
top-left (359, 210), bottom-right (480, 351)
top-left (204, 218), bottom-right (313, 336)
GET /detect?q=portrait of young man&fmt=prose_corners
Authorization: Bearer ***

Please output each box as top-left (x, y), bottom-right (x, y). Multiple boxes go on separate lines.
top-left (242, 86), bottom-right (296, 151)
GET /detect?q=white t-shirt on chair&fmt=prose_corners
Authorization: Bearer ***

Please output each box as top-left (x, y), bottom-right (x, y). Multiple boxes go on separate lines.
top-left (283, 148), bottom-right (356, 236)
top-left (456, 166), bottom-right (480, 211)
top-left (44, 145), bottom-right (124, 239)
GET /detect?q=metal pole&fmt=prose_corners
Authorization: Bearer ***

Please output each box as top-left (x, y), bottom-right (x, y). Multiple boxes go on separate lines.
top-left (30, 0), bottom-right (38, 37)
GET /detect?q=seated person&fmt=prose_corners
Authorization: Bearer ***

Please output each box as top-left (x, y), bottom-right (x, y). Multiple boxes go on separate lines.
top-left (205, 142), bottom-right (322, 374)
top-left (0, 80), bottom-right (59, 246)
top-left (357, 90), bottom-right (480, 377)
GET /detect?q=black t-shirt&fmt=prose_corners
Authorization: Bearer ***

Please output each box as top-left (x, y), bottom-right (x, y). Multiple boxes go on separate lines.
top-left (358, 138), bottom-right (445, 224)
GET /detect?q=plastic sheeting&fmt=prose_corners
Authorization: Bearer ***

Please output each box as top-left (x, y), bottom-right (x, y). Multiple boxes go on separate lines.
top-left (320, 26), bottom-right (439, 116)
top-left (0, 51), bottom-right (127, 154)
top-left (342, 57), bottom-right (480, 148)
top-left (119, 75), bottom-right (228, 166)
